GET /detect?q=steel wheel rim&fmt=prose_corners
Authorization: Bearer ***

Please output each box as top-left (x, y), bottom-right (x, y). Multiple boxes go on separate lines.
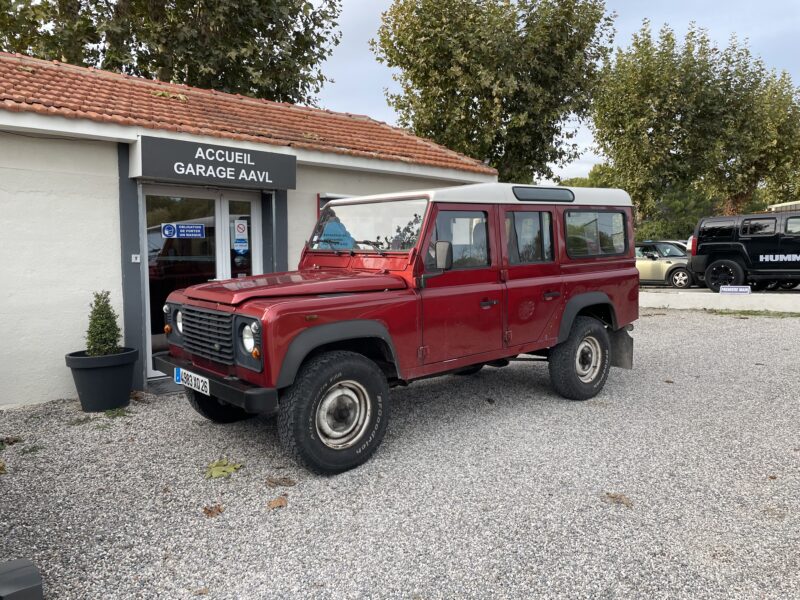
top-left (672, 271), bottom-right (689, 288)
top-left (575, 336), bottom-right (602, 383)
top-left (315, 380), bottom-right (371, 450)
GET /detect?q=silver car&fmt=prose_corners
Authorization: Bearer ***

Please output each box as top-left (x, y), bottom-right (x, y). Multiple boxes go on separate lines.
top-left (635, 242), bottom-right (693, 288)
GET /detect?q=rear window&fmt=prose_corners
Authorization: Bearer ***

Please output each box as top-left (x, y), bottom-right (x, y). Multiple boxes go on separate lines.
top-left (700, 220), bottom-right (735, 240)
top-left (740, 218), bottom-right (776, 236)
top-left (565, 211), bottom-right (626, 257)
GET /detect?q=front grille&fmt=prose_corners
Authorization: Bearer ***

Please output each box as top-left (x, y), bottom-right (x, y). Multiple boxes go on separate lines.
top-left (181, 306), bottom-right (235, 365)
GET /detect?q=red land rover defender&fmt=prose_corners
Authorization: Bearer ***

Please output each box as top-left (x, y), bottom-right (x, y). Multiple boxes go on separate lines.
top-left (154, 183), bottom-right (638, 473)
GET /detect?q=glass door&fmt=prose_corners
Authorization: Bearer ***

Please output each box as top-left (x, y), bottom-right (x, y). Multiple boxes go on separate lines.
top-left (143, 186), bottom-right (262, 376)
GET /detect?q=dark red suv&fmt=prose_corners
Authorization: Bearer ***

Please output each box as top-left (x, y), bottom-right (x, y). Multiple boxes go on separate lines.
top-left (155, 183), bottom-right (638, 473)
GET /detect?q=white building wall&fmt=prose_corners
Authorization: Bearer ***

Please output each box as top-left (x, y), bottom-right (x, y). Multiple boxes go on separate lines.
top-left (0, 133), bottom-right (122, 407)
top-left (286, 165), bottom-right (493, 268)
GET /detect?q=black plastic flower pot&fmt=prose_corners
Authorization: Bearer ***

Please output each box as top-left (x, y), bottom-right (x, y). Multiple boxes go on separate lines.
top-left (65, 348), bottom-right (139, 412)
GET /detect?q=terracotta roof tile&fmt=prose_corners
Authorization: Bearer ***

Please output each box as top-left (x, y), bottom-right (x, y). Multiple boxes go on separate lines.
top-left (0, 52), bottom-right (496, 176)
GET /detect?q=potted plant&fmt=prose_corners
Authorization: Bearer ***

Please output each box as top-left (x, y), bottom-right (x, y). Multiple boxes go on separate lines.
top-left (65, 291), bottom-right (138, 412)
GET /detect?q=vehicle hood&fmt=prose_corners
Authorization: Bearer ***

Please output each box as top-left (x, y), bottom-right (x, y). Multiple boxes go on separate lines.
top-left (185, 269), bottom-right (407, 305)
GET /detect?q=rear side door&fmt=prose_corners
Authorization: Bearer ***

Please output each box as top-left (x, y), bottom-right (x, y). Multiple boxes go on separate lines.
top-left (779, 214), bottom-right (800, 270)
top-left (500, 206), bottom-right (562, 346)
top-left (740, 216), bottom-right (779, 270)
top-left (420, 204), bottom-right (504, 364)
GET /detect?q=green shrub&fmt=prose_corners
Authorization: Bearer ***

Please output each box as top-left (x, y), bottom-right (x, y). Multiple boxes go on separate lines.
top-left (86, 291), bottom-right (122, 356)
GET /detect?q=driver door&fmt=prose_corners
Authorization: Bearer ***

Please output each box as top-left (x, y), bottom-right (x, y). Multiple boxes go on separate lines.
top-left (420, 204), bottom-right (504, 364)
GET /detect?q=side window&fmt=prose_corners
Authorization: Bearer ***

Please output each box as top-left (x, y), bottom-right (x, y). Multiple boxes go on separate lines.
top-left (741, 218), bottom-right (776, 236)
top-left (426, 210), bottom-right (490, 270)
top-left (565, 211), bottom-right (627, 258)
top-left (700, 220), bottom-right (735, 240)
top-left (635, 246), bottom-right (645, 258)
top-left (785, 217), bottom-right (800, 234)
top-left (505, 211), bottom-right (553, 264)
top-left (655, 243), bottom-right (685, 257)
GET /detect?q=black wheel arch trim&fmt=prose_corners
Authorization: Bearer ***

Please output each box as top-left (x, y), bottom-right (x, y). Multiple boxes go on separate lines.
top-left (276, 320), bottom-right (398, 389)
top-left (557, 292), bottom-right (618, 344)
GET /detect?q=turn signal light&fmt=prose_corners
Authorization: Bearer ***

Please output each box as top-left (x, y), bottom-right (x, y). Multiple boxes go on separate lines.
top-left (251, 347), bottom-right (261, 360)
top-left (164, 324), bottom-right (172, 334)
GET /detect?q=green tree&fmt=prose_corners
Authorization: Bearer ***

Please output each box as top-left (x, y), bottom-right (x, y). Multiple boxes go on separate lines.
top-left (593, 22), bottom-right (800, 218)
top-left (0, 0), bottom-right (341, 104)
top-left (560, 163), bottom-right (619, 188)
top-left (372, 0), bottom-right (614, 182)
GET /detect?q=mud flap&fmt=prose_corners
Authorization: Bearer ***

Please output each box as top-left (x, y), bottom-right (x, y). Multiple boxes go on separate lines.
top-left (610, 325), bottom-right (634, 369)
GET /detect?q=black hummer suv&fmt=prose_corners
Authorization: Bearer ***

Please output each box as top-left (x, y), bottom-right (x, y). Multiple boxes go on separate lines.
top-left (688, 210), bottom-right (800, 292)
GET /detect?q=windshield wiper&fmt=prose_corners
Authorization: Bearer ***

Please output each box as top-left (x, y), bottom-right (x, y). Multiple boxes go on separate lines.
top-left (354, 240), bottom-right (386, 256)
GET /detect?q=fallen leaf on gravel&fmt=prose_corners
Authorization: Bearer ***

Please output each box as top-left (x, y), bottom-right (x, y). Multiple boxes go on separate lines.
top-left (603, 492), bottom-right (633, 508)
top-left (105, 407), bottom-right (131, 419)
top-left (202, 503), bottom-right (224, 518)
top-left (664, 379), bottom-right (674, 384)
top-left (754, 363), bottom-right (766, 366)
top-left (194, 587), bottom-right (209, 596)
top-left (268, 496), bottom-right (288, 510)
top-left (486, 398), bottom-right (496, 405)
top-left (0, 436), bottom-right (22, 451)
top-left (266, 476), bottom-right (296, 488)
top-left (20, 445), bottom-right (43, 455)
top-left (67, 416), bottom-right (92, 426)
top-left (768, 475), bottom-right (777, 480)
top-left (0, 459), bottom-right (6, 474)
top-left (205, 459), bottom-right (243, 479)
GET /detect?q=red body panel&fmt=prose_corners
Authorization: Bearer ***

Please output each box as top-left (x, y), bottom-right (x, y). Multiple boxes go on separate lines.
top-left (165, 199), bottom-right (638, 391)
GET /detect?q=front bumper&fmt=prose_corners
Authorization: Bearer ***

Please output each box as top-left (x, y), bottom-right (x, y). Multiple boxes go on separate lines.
top-left (153, 352), bottom-right (278, 415)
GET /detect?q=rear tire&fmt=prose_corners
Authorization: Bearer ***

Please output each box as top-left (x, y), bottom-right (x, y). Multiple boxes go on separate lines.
top-left (779, 281), bottom-right (799, 290)
top-left (278, 351), bottom-right (389, 474)
top-left (669, 268), bottom-right (691, 289)
top-left (705, 259), bottom-right (745, 293)
top-left (187, 390), bottom-right (254, 423)
top-left (548, 317), bottom-right (611, 401)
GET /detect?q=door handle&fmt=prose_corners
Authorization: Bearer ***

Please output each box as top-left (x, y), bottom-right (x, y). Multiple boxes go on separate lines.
top-left (479, 299), bottom-right (498, 308)
top-left (543, 291), bottom-right (561, 301)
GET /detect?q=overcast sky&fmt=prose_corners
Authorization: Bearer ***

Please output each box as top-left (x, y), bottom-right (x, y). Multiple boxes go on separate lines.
top-left (317, 0), bottom-right (800, 181)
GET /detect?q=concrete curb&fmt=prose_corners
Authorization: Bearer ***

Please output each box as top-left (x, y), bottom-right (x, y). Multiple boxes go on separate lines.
top-left (640, 290), bottom-right (800, 313)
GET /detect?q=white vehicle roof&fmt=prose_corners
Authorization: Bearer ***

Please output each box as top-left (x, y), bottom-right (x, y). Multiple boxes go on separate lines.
top-left (326, 182), bottom-right (631, 208)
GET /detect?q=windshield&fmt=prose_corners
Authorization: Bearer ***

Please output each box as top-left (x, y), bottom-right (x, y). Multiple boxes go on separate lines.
top-left (308, 198), bottom-right (428, 252)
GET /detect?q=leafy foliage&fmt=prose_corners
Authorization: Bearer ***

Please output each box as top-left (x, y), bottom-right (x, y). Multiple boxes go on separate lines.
top-left (372, 0), bottom-right (614, 182)
top-left (205, 458), bottom-right (243, 479)
top-left (592, 22), bottom-right (800, 218)
top-left (86, 291), bottom-right (122, 357)
top-left (0, 0), bottom-right (341, 104)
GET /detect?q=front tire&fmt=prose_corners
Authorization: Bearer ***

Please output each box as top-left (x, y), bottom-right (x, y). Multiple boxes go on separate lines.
top-left (705, 259), bottom-right (745, 293)
top-left (278, 351), bottom-right (389, 474)
top-left (187, 390), bottom-right (254, 423)
top-left (779, 281), bottom-right (799, 290)
top-left (548, 317), bottom-right (611, 401)
top-left (669, 268), bottom-right (692, 289)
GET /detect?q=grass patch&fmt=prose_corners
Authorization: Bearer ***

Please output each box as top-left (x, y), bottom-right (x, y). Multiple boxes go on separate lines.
top-left (704, 309), bottom-right (800, 319)
top-left (68, 415), bottom-right (93, 426)
top-left (104, 407), bottom-right (132, 419)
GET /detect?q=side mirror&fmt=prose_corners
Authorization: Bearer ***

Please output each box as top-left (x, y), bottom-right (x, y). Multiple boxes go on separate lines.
top-left (435, 241), bottom-right (453, 271)
top-left (646, 252), bottom-right (658, 260)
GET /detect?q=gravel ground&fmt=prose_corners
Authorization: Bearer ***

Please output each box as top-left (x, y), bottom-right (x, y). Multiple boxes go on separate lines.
top-left (1, 309), bottom-right (799, 599)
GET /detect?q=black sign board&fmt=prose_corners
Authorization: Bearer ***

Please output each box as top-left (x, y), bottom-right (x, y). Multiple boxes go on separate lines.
top-left (139, 136), bottom-right (296, 189)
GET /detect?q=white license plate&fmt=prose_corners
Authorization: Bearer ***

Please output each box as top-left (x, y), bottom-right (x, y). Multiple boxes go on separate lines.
top-left (175, 368), bottom-right (210, 396)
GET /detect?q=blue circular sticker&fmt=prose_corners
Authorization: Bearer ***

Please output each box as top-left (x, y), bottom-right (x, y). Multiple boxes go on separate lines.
top-left (162, 223), bottom-right (176, 238)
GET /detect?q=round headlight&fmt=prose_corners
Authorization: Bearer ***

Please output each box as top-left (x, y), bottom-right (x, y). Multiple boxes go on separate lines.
top-left (242, 324), bottom-right (255, 353)
top-left (175, 310), bottom-right (183, 334)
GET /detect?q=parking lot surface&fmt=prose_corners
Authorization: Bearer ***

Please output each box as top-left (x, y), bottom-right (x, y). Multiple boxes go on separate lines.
top-left (1, 310), bottom-right (798, 599)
